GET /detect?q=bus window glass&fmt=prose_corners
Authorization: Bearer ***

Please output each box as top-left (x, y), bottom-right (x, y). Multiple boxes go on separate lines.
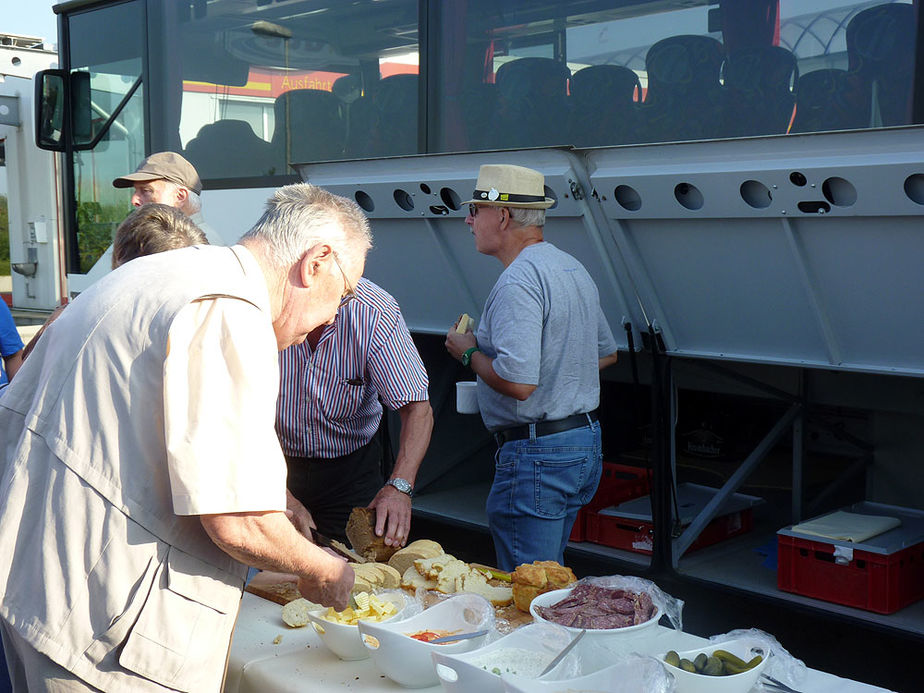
top-left (67, 0), bottom-right (144, 272)
top-left (431, 0), bottom-right (917, 153)
top-left (174, 0), bottom-right (419, 181)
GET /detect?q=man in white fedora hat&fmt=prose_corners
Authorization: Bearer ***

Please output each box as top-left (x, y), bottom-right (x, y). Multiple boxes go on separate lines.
top-left (445, 163), bottom-right (619, 571)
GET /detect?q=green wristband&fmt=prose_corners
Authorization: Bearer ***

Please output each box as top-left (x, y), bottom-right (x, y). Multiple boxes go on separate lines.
top-left (461, 346), bottom-right (480, 367)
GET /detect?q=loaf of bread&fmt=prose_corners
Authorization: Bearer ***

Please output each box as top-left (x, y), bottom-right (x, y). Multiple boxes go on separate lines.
top-left (511, 560), bottom-right (577, 612)
top-left (397, 550), bottom-right (513, 606)
top-left (387, 539), bottom-right (444, 575)
top-left (345, 507), bottom-right (399, 562)
top-left (461, 570), bottom-right (513, 607)
top-left (349, 561), bottom-right (402, 592)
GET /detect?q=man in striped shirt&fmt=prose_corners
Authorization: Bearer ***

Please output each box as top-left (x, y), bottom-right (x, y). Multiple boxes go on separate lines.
top-left (277, 278), bottom-right (432, 547)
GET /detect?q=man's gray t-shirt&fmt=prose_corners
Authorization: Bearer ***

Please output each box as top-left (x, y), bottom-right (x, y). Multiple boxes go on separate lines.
top-left (475, 242), bottom-right (619, 431)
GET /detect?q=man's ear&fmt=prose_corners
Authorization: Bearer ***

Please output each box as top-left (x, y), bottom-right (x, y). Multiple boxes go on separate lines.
top-left (297, 244), bottom-right (333, 287)
top-left (175, 186), bottom-right (190, 206)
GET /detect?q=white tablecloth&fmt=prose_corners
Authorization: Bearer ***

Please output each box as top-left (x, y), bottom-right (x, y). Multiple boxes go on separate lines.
top-left (225, 592), bottom-right (894, 693)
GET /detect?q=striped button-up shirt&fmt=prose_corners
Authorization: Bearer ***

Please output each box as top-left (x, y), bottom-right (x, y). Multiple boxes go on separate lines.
top-left (276, 278), bottom-right (428, 458)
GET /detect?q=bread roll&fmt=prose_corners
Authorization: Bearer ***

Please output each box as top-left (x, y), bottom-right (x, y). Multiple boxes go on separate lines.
top-left (511, 560), bottom-right (577, 612)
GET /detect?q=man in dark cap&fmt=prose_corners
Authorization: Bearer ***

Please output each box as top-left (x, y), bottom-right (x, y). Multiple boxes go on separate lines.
top-left (113, 151), bottom-right (216, 240)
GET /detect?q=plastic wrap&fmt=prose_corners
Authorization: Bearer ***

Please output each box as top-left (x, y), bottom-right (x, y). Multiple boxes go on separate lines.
top-left (570, 574), bottom-right (684, 631)
top-left (707, 628), bottom-right (806, 689)
top-left (371, 587), bottom-right (424, 621)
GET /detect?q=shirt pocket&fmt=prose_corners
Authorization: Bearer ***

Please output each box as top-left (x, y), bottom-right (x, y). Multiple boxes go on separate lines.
top-left (319, 375), bottom-right (367, 421)
top-left (119, 546), bottom-right (242, 691)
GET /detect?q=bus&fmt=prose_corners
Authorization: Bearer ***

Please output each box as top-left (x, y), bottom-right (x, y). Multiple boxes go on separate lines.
top-left (33, 1), bottom-right (923, 688)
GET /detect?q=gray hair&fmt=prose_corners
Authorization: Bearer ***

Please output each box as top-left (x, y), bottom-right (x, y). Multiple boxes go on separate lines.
top-left (241, 183), bottom-right (372, 269)
top-left (159, 180), bottom-right (202, 216)
top-left (509, 206), bottom-right (546, 228)
top-left (184, 190), bottom-right (202, 215)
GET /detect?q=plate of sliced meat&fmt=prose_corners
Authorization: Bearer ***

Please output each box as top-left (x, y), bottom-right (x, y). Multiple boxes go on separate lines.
top-left (529, 583), bottom-right (662, 640)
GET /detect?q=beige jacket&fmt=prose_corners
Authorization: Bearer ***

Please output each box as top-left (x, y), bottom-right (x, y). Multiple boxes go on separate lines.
top-left (0, 245), bottom-right (285, 691)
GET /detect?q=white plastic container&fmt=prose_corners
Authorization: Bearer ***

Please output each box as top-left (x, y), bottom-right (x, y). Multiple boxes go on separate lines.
top-left (661, 636), bottom-right (770, 693)
top-left (358, 594), bottom-right (495, 688)
top-left (306, 592), bottom-right (407, 661)
top-left (503, 656), bottom-right (671, 693)
top-left (433, 623), bottom-right (574, 693)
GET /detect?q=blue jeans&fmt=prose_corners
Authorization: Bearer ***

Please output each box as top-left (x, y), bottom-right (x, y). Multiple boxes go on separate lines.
top-left (486, 421), bottom-right (602, 571)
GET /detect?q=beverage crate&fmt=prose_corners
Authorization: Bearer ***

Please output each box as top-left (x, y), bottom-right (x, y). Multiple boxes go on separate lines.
top-left (588, 482), bottom-right (762, 555)
top-left (569, 463), bottom-right (651, 543)
top-left (777, 502), bottom-right (924, 614)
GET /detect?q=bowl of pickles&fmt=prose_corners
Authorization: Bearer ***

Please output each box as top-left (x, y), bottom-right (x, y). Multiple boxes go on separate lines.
top-left (661, 636), bottom-right (769, 693)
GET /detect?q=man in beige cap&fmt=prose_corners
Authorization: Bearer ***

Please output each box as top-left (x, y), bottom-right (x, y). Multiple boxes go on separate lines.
top-left (113, 151), bottom-right (216, 240)
top-left (445, 163), bottom-right (619, 571)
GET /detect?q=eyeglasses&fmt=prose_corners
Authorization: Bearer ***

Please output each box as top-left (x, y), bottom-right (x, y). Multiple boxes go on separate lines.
top-left (468, 203), bottom-right (480, 217)
top-left (332, 251), bottom-right (356, 305)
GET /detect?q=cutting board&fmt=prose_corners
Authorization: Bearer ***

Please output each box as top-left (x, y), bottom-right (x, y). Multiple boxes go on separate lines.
top-left (244, 570), bottom-right (534, 631)
top-left (245, 571), bottom-right (302, 605)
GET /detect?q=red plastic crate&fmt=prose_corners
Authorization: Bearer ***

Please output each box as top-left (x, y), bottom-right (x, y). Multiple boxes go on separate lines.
top-left (586, 483), bottom-right (759, 555)
top-left (569, 463), bottom-right (651, 543)
top-left (777, 533), bottom-right (924, 614)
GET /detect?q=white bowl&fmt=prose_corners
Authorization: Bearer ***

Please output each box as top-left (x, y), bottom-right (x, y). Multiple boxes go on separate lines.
top-left (503, 656), bottom-right (670, 693)
top-left (529, 587), bottom-right (662, 644)
top-left (661, 637), bottom-right (770, 693)
top-left (306, 592), bottom-right (406, 661)
top-left (358, 594), bottom-right (495, 688)
top-left (433, 623), bottom-right (574, 693)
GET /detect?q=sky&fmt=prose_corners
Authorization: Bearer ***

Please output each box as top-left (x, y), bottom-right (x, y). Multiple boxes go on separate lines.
top-left (4, 1), bottom-right (59, 44)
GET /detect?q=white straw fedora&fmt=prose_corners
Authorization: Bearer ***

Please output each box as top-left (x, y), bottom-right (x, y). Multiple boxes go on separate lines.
top-left (465, 164), bottom-right (554, 209)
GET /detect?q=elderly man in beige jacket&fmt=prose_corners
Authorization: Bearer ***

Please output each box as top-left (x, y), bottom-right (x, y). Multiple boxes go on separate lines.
top-left (0, 183), bottom-right (369, 691)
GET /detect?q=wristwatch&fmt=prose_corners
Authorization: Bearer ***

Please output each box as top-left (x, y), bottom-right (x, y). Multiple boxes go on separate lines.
top-left (385, 477), bottom-right (413, 496)
top-left (461, 346), bottom-right (480, 367)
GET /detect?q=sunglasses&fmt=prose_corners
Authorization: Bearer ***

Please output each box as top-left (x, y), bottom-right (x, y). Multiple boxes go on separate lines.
top-left (332, 251), bottom-right (356, 305)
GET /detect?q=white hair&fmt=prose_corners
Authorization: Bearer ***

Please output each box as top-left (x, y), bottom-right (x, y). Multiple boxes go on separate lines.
top-left (240, 183), bottom-right (372, 269)
top-left (158, 180), bottom-right (201, 216)
top-left (184, 190), bottom-right (202, 215)
top-left (509, 206), bottom-right (546, 228)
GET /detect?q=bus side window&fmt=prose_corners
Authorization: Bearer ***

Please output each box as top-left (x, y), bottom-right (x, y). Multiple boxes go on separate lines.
top-left (490, 57), bottom-right (571, 150)
top-left (272, 89), bottom-right (346, 169)
top-left (845, 3), bottom-right (916, 127)
top-left (570, 65), bottom-right (642, 147)
top-left (184, 119), bottom-right (276, 179)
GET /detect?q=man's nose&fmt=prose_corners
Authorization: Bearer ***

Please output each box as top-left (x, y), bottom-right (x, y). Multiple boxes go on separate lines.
top-left (130, 192), bottom-right (143, 207)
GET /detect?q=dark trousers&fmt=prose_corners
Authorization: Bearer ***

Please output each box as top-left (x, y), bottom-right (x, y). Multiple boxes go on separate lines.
top-left (285, 438), bottom-right (384, 543)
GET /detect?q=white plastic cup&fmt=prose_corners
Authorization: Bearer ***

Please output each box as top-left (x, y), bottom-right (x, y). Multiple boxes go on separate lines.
top-left (456, 381), bottom-right (479, 414)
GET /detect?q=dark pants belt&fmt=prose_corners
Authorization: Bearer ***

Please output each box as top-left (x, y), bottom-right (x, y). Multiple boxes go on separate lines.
top-left (493, 410), bottom-right (598, 447)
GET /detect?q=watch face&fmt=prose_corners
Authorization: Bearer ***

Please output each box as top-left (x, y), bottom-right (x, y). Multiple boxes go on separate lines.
top-left (389, 478), bottom-right (412, 494)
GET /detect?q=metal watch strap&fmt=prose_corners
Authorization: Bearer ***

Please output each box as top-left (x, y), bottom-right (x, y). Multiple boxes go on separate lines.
top-left (386, 477), bottom-right (413, 496)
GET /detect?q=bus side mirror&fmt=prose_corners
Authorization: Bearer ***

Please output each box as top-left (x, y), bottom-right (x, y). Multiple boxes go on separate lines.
top-left (35, 69), bottom-right (66, 151)
top-left (34, 69), bottom-right (93, 151)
